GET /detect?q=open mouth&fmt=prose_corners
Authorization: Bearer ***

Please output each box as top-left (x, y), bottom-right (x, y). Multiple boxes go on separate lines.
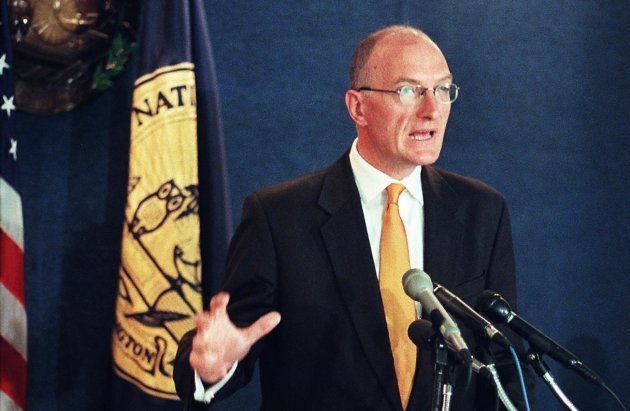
top-left (409, 130), bottom-right (435, 141)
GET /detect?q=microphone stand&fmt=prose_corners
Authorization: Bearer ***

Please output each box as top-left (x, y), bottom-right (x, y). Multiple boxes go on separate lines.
top-left (409, 319), bottom-right (520, 411)
top-left (431, 335), bottom-right (452, 411)
top-left (526, 350), bottom-right (579, 411)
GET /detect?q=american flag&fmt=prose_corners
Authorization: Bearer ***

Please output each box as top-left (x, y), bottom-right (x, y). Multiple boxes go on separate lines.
top-left (0, 1), bottom-right (26, 410)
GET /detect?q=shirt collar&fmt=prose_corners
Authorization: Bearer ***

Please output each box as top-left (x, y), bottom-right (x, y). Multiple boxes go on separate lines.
top-left (349, 138), bottom-right (424, 205)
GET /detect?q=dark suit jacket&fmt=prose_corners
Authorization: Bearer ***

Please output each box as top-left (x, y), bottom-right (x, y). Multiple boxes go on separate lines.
top-left (174, 153), bottom-right (533, 410)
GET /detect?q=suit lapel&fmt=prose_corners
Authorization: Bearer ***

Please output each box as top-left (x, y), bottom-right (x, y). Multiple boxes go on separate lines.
top-left (422, 165), bottom-right (465, 289)
top-left (318, 154), bottom-right (401, 411)
top-left (317, 158), bottom-right (466, 409)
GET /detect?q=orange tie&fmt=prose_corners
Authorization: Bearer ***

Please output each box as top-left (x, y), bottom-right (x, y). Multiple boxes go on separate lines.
top-left (379, 183), bottom-right (417, 409)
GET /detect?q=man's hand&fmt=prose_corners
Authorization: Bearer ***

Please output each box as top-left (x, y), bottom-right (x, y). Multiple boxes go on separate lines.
top-left (189, 292), bottom-right (281, 384)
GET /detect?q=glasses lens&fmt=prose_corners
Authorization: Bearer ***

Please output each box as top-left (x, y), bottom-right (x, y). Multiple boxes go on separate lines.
top-left (437, 84), bottom-right (458, 103)
top-left (398, 86), bottom-right (417, 106)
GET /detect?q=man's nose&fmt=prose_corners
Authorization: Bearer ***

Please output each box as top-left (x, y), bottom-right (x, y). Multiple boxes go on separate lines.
top-left (415, 90), bottom-right (440, 119)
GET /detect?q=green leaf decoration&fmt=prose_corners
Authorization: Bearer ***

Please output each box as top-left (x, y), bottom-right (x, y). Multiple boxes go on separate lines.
top-left (92, 34), bottom-right (135, 92)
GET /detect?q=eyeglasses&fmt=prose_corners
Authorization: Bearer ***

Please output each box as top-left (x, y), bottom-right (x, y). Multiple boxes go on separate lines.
top-left (354, 84), bottom-right (459, 105)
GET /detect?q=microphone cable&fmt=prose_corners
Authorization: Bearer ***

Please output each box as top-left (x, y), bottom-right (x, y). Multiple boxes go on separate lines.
top-left (509, 345), bottom-right (531, 411)
top-left (480, 362), bottom-right (517, 411)
top-left (475, 347), bottom-right (517, 411)
top-left (601, 382), bottom-right (628, 411)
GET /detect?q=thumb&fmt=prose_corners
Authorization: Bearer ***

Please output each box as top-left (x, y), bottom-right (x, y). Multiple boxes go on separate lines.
top-left (244, 311), bottom-right (281, 345)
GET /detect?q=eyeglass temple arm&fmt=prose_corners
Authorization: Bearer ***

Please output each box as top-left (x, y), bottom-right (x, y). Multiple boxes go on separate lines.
top-left (354, 87), bottom-right (400, 94)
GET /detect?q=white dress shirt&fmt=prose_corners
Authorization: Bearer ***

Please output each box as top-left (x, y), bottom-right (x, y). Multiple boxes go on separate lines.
top-left (194, 138), bottom-right (425, 402)
top-left (349, 138), bottom-right (425, 277)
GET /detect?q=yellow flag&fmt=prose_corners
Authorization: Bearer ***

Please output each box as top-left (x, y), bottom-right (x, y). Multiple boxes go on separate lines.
top-left (112, 62), bottom-right (201, 399)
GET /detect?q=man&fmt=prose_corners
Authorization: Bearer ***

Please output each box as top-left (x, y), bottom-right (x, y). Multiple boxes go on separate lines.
top-left (174, 25), bottom-right (532, 410)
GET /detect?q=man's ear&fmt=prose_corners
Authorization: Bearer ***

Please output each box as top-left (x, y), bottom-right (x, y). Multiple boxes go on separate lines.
top-left (345, 90), bottom-right (368, 126)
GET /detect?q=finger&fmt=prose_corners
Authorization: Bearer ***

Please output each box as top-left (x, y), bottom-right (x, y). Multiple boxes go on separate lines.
top-left (209, 292), bottom-right (230, 313)
top-left (244, 311), bottom-right (281, 344)
top-left (195, 311), bottom-right (213, 331)
top-left (197, 292), bottom-right (231, 332)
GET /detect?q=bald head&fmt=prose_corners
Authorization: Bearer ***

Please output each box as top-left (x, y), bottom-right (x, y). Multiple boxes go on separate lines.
top-left (349, 25), bottom-right (441, 89)
top-left (344, 25), bottom-right (452, 178)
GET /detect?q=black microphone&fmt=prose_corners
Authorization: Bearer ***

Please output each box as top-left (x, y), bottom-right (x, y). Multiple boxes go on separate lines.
top-left (433, 283), bottom-right (512, 349)
top-left (477, 290), bottom-right (604, 386)
top-left (407, 319), bottom-right (436, 350)
top-left (402, 269), bottom-right (472, 364)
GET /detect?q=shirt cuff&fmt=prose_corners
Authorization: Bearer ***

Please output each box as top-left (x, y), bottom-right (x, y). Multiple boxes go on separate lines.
top-left (193, 361), bottom-right (238, 404)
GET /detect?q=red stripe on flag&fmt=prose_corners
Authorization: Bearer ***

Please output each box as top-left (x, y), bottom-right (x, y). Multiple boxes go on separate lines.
top-left (0, 230), bottom-right (24, 305)
top-left (0, 335), bottom-right (27, 409)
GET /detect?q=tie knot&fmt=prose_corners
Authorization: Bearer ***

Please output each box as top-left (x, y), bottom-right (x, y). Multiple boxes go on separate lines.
top-left (386, 183), bottom-right (406, 205)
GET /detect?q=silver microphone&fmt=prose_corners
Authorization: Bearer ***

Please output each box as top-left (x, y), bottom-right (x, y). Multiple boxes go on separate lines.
top-left (402, 268), bottom-right (472, 364)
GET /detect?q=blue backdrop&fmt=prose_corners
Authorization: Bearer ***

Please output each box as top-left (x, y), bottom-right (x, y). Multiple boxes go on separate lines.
top-left (17, 1), bottom-right (628, 410)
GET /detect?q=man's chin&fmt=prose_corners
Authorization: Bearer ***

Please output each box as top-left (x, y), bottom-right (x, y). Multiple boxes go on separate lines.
top-left (408, 151), bottom-right (440, 167)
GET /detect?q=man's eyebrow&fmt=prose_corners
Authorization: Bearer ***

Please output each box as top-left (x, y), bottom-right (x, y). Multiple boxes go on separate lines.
top-left (394, 74), bottom-right (454, 84)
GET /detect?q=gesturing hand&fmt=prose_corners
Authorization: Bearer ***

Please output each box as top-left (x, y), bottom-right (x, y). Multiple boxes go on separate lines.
top-left (189, 292), bottom-right (281, 384)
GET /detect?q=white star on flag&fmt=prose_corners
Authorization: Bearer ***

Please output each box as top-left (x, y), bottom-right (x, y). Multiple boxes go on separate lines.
top-left (2, 94), bottom-right (15, 116)
top-left (0, 53), bottom-right (9, 75)
top-left (9, 138), bottom-right (17, 160)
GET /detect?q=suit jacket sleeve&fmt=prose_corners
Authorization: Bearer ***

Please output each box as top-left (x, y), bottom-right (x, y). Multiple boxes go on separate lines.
top-left (476, 196), bottom-right (537, 410)
top-left (174, 191), bottom-right (279, 407)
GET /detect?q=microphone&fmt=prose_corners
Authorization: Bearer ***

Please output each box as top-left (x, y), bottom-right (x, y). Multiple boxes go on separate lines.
top-left (407, 320), bottom-right (486, 376)
top-left (433, 283), bottom-right (512, 349)
top-left (407, 319), bottom-right (436, 350)
top-left (402, 269), bottom-right (472, 364)
top-left (477, 290), bottom-right (604, 386)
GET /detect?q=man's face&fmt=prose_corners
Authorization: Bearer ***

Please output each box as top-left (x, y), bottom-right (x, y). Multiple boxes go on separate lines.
top-left (352, 35), bottom-right (452, 179)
